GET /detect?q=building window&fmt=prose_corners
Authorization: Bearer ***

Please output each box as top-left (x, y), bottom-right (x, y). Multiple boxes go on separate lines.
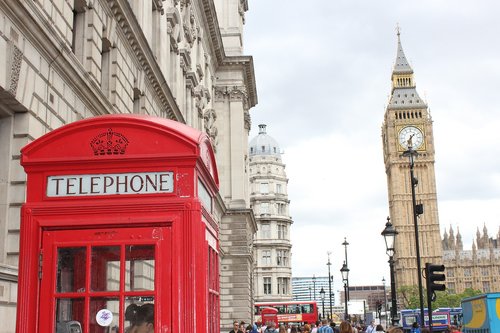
top-left (465, 282), bottom-right (472, 289)
top-left (483, 281), bottom-right (490, 292)
top-left (262, 250), bottom-right (271, 266)
top-left (277, 250), bottom-right (288, 266)
top-left (276, 183), bottom-right (282, 194)
top-left (264, 277), bottom-right (272, 295)
top-left (481, 268), bottom-right (489, 276)
top-left (260, 183), bottom-right (269, 194)
top-left (260, 203), bottom-right (269, 214)
top-left (447, 269), bottom-right (454, 278)
top-left (277, 203), bottom-right (286, 215)
top-left (278, 224), bottom-right (287, 239)
top-left (448, 283), bottom-right (455, 293)
top-left (464, 268), bottom-right (471, 277)
top-left (277, 277), bottom-right (289, 295)
top-left (261, 223), bottom-right (270, 239)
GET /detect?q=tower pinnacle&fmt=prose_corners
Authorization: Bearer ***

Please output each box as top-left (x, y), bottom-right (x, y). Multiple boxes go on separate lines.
top-left (393, 29), bottom-right (413, 75)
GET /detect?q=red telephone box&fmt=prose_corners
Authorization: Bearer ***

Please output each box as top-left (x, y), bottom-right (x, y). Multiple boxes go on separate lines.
top-left (261, 307), bottom-right (279, 327)
top-left (17, 115), bottom-right (221, 333)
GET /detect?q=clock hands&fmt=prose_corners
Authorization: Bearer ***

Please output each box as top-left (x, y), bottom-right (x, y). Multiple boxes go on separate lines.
top-left (407, 133), bottom-right (414, 148)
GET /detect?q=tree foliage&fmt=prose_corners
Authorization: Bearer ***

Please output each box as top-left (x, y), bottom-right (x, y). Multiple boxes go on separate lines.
top-left (397, 286), bottom-right (483, 309)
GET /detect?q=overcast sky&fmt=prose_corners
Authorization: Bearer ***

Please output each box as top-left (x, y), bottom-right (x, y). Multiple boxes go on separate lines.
top-left (244, 0), bottom-right (500, 297)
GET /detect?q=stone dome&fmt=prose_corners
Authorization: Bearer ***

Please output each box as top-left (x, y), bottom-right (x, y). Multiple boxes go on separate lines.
top-left (249, 124), bottom-right (281, 156)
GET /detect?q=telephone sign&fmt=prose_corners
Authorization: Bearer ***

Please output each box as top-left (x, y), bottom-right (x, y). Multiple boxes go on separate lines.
top-left (47, 171), bottom-right (174, 196)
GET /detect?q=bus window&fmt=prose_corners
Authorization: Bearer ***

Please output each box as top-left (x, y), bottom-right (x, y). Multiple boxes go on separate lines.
top-left (275, 305), bottom-right (286, 314)
top-left (302, 304), bottom-right (313, 313)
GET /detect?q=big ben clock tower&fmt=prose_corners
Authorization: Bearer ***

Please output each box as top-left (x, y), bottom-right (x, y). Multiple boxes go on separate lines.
top-left (382, 30), bottom-right (443, 288)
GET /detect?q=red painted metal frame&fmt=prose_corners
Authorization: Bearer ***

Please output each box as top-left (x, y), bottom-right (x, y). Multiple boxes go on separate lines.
top-left (17, 115), bottom-right (220, 333)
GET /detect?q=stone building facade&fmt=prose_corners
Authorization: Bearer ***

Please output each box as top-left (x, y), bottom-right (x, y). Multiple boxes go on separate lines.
top-left (0, 0), bottom-right (257, 331)
top-left (442, 225), bottom-right (500, 294)
top-left (381, 31), bottom-right (443, 288)
top-left (249, 124), bottom-right (293, 302)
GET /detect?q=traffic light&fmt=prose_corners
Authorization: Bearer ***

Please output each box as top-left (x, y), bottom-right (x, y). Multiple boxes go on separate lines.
top-left (425, 263), bottom-right (446, 295)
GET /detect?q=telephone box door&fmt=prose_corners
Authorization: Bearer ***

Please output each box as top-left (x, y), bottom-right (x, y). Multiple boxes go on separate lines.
top-left (38, 226), bottom-right (171, 333)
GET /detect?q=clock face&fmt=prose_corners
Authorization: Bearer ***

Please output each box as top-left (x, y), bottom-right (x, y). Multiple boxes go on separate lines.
top-left (398, 126), bottom-right (424, 150)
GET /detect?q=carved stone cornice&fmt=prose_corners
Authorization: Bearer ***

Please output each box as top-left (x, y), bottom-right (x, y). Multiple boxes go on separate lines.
top-left (203, 108), bottom-right (218, 151)
top-left (219, 56), bottom-right (257, 108)
top-left (179, 48), bottom-right (191, 74)
top-left (107, 0), bottom-right (184, 121)
top-left (238, 0), bottom-right (248, 23)
top-left (203, 87), bottom-right (211, 102)
top-left (194, 84), bottom-right (207, 114)
top-left (152, 0), bottom-right (164, 14)
top-left (185, 71), bottom-right (198, 92)
top-left (166, 6), bottom-right (181, 53)
top-left (196, 63), bottom-right (204, 80)
top-left (214, 85), bottom-right (249, 111)
top-left (199, 0), bottom-right (225, 64)
top-left (243, 110), bottom-right (251, 130)
top-left (197, 0), bottom-right (257, 110)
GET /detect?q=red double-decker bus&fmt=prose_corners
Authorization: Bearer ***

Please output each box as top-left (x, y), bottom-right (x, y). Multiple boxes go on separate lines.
top-left (255, 301), bottom-right (319, 325)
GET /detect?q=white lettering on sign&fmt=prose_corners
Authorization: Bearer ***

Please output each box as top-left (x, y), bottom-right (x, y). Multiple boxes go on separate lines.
top-left (47, 172), bottom-right (174, 197)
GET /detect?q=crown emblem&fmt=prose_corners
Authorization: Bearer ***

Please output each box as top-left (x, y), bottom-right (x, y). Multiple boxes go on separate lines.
top-left (90, 128), bottom-right (129, 155)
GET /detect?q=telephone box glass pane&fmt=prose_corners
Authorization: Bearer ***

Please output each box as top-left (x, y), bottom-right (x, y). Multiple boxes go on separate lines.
top-left (124, 297), bottom-right (155, 332)
top-left (125, 245), bottom-right (155, 291)
top-left (55, 298), bottom-right (84, 333)
top-left (57, 247), bottom-right (86, 293)
top-left (90, 246), bottom-right (120, 291)
top-left (89, 297), bottom-right (119, 333)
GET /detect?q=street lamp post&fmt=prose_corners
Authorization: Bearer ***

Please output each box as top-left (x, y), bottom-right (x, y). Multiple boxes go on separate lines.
top-left (342, 237), bottom-right (350, 302)
top-left (309, 286), bottom-right (312, 300)
top-left (320, 287), bottom-right (326, 320)
top-left (382, 277), bottom-right (388, 326)
top-left (312, 274), bottom-right (316, 302)
top-left (340, 262), bottom-right (350, 321)
top-left (403, 143), bottom-right (425, 328)
top-left (381, 217), bottom-right (399, 326)
top-left (327, 252), bottom-right (333, 320)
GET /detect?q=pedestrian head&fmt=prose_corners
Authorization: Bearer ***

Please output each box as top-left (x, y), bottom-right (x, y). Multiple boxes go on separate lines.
top-left (339, 321), bottom-right (353, 333)
top-left (125, 303), bottom-right (154, 333)
top-left (386, 327), bottom-right (404, 333)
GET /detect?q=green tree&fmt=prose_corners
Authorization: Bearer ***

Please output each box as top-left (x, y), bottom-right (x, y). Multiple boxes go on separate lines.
top-left (397, 286), bottom-right (482, 309)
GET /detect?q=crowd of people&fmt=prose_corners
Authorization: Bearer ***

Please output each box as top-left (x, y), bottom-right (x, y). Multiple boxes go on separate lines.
top-left (228, 319), bottom-right (395, 333)
top-left (229, 319), bottom-right (463, 333)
